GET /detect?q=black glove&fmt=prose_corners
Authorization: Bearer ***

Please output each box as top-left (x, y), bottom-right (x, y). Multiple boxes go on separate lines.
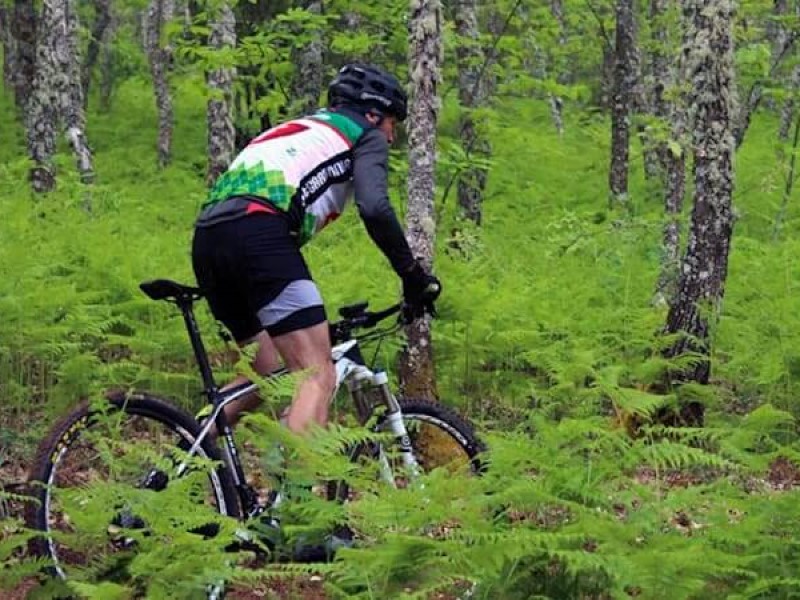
top-left (401, 262), bottom-right (441, 319)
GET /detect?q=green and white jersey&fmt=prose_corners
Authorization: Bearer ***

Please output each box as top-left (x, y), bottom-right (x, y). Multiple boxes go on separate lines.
top-left (199, 107), bottom-right (416, 276)
top-left (205, 110), bottom-right (366, 246)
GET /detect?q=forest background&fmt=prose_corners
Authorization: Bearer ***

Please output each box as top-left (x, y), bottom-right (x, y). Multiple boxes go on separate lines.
top-left (1, 0), bottom-right (800, 597)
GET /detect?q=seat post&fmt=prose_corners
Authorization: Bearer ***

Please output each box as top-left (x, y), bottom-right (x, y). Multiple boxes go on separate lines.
top-left (177, 298), bottom-right (218, 400)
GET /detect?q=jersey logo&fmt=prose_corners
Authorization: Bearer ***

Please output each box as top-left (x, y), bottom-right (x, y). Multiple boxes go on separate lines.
top-left (249, 122), bottom-right (309, 146)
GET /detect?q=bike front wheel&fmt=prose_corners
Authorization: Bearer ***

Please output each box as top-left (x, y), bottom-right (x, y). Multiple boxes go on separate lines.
top-left (27, 391), bottom-right (240, 582)
top-left (328, 397), bottom-right (485, 502)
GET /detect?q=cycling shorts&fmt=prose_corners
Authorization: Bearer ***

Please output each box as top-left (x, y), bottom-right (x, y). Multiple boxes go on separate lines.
top-left (191, 211), bottom-right (327, 342)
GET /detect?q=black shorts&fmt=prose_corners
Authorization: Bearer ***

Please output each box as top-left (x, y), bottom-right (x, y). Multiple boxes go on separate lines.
top-left (191, 213), bottom-right (327, 342)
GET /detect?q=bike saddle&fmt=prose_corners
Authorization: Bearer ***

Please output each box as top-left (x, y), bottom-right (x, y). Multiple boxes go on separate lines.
top-left (140, 279), bottom-right (203, 303)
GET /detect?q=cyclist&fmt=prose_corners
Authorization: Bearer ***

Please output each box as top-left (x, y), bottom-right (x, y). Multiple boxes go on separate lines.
top-left (192, 63), bottom-right (441, 439)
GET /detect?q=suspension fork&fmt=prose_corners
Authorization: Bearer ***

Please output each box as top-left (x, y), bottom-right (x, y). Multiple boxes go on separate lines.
top-left (373, 371), bottom-right (422, 482)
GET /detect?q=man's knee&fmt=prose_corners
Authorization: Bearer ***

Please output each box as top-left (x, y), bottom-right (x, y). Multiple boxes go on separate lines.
top-left (314, 360), bottom-right (336, 397)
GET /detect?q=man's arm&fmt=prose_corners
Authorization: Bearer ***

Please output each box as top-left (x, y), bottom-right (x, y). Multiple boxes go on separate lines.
top-left (352, 128), bottom-right (416, 276)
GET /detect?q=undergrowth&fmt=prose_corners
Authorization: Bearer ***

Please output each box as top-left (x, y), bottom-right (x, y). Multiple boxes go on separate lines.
top-left (1, 71), bottom-right (800, 598)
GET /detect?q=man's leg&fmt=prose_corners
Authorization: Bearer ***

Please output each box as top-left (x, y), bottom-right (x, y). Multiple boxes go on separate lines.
top-left (271, 322), bottom-right (336, 434)
top-left (219, 330), bottom-right (282, 427)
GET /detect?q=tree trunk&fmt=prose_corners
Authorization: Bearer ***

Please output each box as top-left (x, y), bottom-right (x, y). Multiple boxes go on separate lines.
top-left (548, 0), bottom-right (567, 136)
top-left (735, 9), bottom-right (796, 148)
top-left (99, 12), bottom-right (116, 112)
top-left (144, 0), bottom-right (175, 167)
top-left (608, 0), bottom-right (637, 204)
top-left (780, 65), bottom-right (800, 139)
top-left (765, 0), bottom-right (789, 111)
top-left (641, 0), bottom-right (669, 180)
top-left (62, 0), bottom-right (93, 184)
top-left (663, 0), bottom-right (736, 416)
top-left (206, 1), bottom-right (236, 187)
top-left (12, 0), bottom-right (37, 111)
top-left (82, 0), bottom-right (112, 105)
top-left (27, 0), bottom-right (93, 191)
top-left (655, 84), bottom-right (687, 305)
top-left (289, 0), bottom-right (323, 116)
top-left (653, 0), bottom-right (689, 306)
top-left (26, 0), bottom-right (58, 193)
top-left (1, 5), bottom-right (16, 88)
top-left (454, 0), bottom-right (488, 224)
top-left (779, 2), bottom-right (800, 140)
top-left (399, 0), bottom-right (443, 401)
top-left (480, 6), bottom-right (503, 100)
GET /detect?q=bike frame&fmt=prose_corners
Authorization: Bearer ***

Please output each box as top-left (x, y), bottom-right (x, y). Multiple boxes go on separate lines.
top-left (173, 295), bottom-right (420, 518)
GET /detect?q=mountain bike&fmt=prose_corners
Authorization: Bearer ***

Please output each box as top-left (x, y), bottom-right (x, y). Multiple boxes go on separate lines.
top-left (26, 278), bottom-right (485, 585)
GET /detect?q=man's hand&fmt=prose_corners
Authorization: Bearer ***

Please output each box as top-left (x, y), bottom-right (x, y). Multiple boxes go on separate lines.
top-left (401, 262), bottom-right (441, 319)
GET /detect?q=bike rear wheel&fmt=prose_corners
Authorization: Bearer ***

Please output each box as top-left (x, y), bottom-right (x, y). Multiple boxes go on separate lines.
top-left (27, 391), bottom-right (240, 581)
top-left (328, 397), bottom-right (485, 502)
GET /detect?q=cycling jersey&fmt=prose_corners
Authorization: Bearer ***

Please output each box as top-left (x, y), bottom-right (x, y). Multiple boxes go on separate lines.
top-left (197, 108), bottom-right (415, 276)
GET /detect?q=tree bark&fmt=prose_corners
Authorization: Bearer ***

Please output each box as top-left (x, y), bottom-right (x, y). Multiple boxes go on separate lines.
top-left (780, 65), bottom-right (800, 139)
top-left (480, 6), bottom-right (503, 100)
top-left (454, 0), bottom-right (488, 225)
top-left (779, 2), bottom-right (800, 140)
top-left (206, 1), bottom-right (236, 187)
top-left (641, 0), bottom-right (669, 180)
top-left (27, 0), bottom-right (94, 192)
top-left (608, 0), bottom-right (637, 204)
top-left (99, 12), bottom-right (116, 112)
top-left (1, 5), bottom-right (16, 88)
top-left (548, 0), bottom-right (568, 136)
top-left (82, 0), bottom-right (112, 105)
top-left (12, 0), bottom-right (37, 111)
top-left (655, 98), bottom-right (688, 306)
top-left (654, 1), bottom-right (689, 306)
top-left (735, 15), bottom-right (796, 148)
top-left (663, 0), bottom-right (737, 407)
top-left (289, 0), bottom-right (323, 116)
top-left (62, 0), bottom-right (93, 184)
top-left (399, 0), bottom-right (443, 401)
top-left (144, 0), bottom-right (175, 167)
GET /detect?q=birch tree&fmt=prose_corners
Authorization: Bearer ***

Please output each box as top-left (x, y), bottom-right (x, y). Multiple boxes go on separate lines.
top-left (98, 12), bottom-right (116, 111)
top-left (779, 1), bottom-right (800, 140)
top-left (663, 0), bottom-right (737, 423)
top-left (608, 0), bottom-right (637, 204)
top-left (654, 0), bottom-right (688, 306)
top-left (548, 0), bottom-right (568, 135)
top-left (454, 0), bottom-right (489, 224)
top-left (1, 4), bottom-right (15, 88)
top-left (289, 0), bottom-right (323, 116)
top-left (27, 0), bottom-right (93, 192)
top-left (206, 0), bottom-right (236, 186)
top-left (399, 0), bottom-right (443, 400)
top-left (144, 0), bottom-right (174, 167)
top-left (641, 0), bottom-right (669, 180)
top-left (82, 0), bottom-right (112, 104)
top-left (12, 0), bottom-right (36, 110)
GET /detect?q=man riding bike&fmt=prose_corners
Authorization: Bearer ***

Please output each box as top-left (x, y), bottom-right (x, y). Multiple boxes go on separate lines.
top-left (192, 62), bottom-right (441, 444)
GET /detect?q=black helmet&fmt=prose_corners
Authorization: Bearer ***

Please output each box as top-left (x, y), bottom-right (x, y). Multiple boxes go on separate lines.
top-left (328, 64), bottom-right (408, 121)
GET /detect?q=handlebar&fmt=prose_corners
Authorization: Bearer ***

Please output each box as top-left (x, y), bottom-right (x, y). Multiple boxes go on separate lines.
top-left (329, 302), bottom-right (402, 345)
top-left (329, 283), bottom-right (441, 345)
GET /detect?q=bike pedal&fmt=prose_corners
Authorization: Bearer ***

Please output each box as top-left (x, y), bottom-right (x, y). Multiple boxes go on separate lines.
top-left (286, 526), bottom-right (354, 563)
top-left (141, 468), bottom-right (169, 491)
top-left (111, 511), bottom-right (146, 530)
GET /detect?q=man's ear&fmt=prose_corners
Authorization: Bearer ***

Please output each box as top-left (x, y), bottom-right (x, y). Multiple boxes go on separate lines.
top-left (365, 110), bottom-right (384, 126)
